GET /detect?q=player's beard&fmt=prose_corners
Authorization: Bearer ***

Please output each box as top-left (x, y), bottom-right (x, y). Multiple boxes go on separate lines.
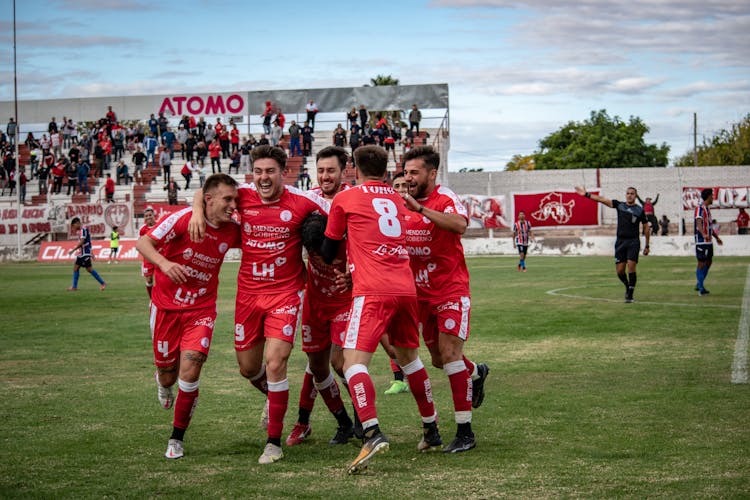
top-left (410, 180), bottom-right (428, 200)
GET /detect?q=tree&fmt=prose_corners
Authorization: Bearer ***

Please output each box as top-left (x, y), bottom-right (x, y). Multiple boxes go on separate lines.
top-left (533, 110), bottom-right (669, 169)
top-left (506, 154), bottom-right (535, 171)
top-left (674, 114), bottom-right (750, 166)
top-left (369, 75), bottom-right (399, 86)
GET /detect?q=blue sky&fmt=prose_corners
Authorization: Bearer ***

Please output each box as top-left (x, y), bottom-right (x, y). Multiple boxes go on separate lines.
top-left (0, 0), bottom-right (748, 171)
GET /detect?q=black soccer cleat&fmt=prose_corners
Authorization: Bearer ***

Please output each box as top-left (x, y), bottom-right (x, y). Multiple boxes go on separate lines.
top-left (443, 433), bottom-right (476, 453)
top-left (698, 288), bottom-right (710, 296)
top-left (417, 421), bottom-right (443, 452)
top-left (472, 363), bottom-right (490, 409)
top-left (329, 425), bottom-right (355, 445)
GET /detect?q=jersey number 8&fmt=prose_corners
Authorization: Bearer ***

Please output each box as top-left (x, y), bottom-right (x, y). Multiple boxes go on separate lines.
top-left (372, 198), bottom-right (401, 237)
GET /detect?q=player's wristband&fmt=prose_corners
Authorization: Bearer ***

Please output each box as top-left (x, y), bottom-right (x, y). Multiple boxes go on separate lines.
top-left (585, 192), bottom-right (591, 198)
top-left (418, 205), bottom-right (424, 213)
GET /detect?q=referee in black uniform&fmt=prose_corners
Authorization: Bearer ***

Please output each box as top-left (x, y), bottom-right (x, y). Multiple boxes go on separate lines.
top-left (575, 186), bottom-right (651, 303)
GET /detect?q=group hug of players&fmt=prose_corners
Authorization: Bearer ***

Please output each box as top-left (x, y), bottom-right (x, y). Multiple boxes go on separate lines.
top-left (135, 143), bottom-right (490, 474)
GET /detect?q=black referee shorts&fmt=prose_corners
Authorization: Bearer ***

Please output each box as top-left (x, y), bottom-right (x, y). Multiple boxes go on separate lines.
top-left (614, 238), bottom-right (640, 264)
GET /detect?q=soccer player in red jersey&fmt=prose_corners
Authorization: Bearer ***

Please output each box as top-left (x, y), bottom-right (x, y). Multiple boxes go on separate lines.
top-left (138, 207), bottom-right (157, 298)
top-left (136, 173), bottom-right (241, 460)
top-left (189, 145), bottom-right (329, 464)
top-left (321, 145), bottom-right (442, 474)
top-left (513, 211), bottom-right (534, 272)
top-left (402, 145), bottom-right (488, 453)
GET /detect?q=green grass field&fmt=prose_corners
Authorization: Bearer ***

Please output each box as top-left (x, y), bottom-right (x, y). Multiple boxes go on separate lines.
top-left (1, 255), bottom-right (749, 499)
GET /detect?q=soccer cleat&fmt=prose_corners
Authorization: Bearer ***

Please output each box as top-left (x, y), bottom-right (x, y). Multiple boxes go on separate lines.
top-left (472, 363), bottom-right (489, 409)
top-left (694, 285), bottom-right (700, 291)
top-left (260, 399), bottom-right (269, 430)
top-left (329, 425), bottom-right (355, 445)
top-left (522, 267), bottom-right (527, 272)
top-left (165, 439), bottom-right (184, 459)
top-left (347, 432), bottom-right (389, 475)
top-left (699, 289), bottom-right (710, 296)
top-left (285, 423), bottom-right (312, 446)
top-left (517, 264), bottom-right (521, 271)
top-left (417, 422), bottom-right (443, 452)
top-left (258, 443), bottom-right (284, 464)
top-left (156, 372), bottom-right (174, 410)
top-left (384, 379), bottom-right (410, 395)
top-left (100, 283), bottom-right (107, 291)
top-left (66, 287), bottom-right (78, 291)
top-left (443, 433), bottom-right (476, 453)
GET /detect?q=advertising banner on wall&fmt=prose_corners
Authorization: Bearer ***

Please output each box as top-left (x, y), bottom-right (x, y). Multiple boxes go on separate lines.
top-left (682, 186), bottom-right (750, 210)
top-left (512, 190), bottom-right (600, 228)
top-left (38, 239), bottom-right (141, 262)
top-left (65, 202), bottom-right (134, 237)
top-left (458, 195), bottom-right (509, 229)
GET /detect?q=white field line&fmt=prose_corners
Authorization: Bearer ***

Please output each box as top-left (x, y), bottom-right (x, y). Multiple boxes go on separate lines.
top-left (545, 286), bottom-right (741, 310)
top-left (731, 265), bottom-right (750, 384)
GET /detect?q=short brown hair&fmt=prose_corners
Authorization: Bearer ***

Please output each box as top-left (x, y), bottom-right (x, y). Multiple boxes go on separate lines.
top-left (251, 145), bottom-right (287, 170)
top-left (203, 173), bottom-right (238, 193)
top-left (403, 145), bottom-right (440, 171)
top-left (353, 145), bottom-right (388, 178)
top-left (316, 146), bottom-right (348, 170)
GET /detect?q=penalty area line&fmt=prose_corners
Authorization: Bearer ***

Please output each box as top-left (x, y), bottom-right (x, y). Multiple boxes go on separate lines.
top-left (545, 286), bottom-right (741, 310)
top-left (731, 265), bottom-right (750, 384)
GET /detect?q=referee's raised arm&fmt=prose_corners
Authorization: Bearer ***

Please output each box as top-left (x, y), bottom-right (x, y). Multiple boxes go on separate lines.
top-left (575, 185), bottom-right (613, 208)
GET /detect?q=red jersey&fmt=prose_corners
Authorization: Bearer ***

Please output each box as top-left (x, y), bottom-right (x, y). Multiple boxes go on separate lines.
top-left (209, 142), bottom-right (222, 158)
top-left (325, 181), bottom-right (415, 297)
top-left (147, 208), bottom-right (240, 311)
top-left (230, 128), bottom-right (240, 144)
top-left (236, 184), bottom-right (329, 295)
top-left (737, 211), bottom-right (749, 229)
top-left (514, 220), bottom-right (532, 246)
top-left (139, 221), bottom-right (157, 267)
top-left (404, 185), bottom-right (470, 299)
top-left (214, 122), bottom-right (224, 135)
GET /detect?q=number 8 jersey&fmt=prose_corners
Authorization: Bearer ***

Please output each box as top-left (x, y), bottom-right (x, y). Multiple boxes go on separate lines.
top-left (325, 181), bottom-right (416, 297)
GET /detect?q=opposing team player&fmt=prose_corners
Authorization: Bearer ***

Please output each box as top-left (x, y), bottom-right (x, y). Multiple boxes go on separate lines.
top-left (189, 145), bottom-right (329, 464)
top-left (513, 211), bottom-right (534, 272)
top-left (136, 173), bottom-right (241, 459)
top-left (321, 145), bottom-right (442, 474)
top-left (402, 145), bottom-right (489, 453)
top-left (67, 217), bottom-right (106, 291)
top-left (138, 207), bottom-right (157, 298)
top-left (694, 188), bottom-right (723, 295)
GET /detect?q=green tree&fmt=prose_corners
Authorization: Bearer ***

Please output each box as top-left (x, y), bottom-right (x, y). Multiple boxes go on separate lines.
top-left (506, 154), bottom-right (536, 171)
top-left (674, 114), bottom-right (750, 166)
top-left (533, 110), bottom-right (669, 169)
top-left (369, 75), bottom-right (399, 86)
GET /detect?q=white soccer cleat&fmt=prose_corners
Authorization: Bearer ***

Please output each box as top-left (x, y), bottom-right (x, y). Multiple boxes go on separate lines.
top-left (165, 439), bottom-right (184, 459)
top-left (258, 443), bottom-right (283, 464)
top-left (155, 372), bottom-right (174, 409)
top-left (260, 398), bottom-right (269, 430)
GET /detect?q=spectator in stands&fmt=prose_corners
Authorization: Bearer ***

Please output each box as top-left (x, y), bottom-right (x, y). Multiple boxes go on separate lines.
top-left (51, 160), bottom-right (65, 194)
top-left (228, 149), bottom-right (241, 174)
top-left (736, 208), bottom-right (749, 235)
top-left (270, 119), bottom-right (283, 147)
top-left (288, 121), bottom-right (301, 157)
top-left (195, 140), bottom-right (207, 167)
top-left (296, 167), bottom-right (311, 191)
top-left (204, 123), bottom-right (216, 144)
top-left (116, 160), bottom-right (130, 185)
top-left (106, 106), bottom-right (117, 124)
top-left (276, 108), bottom-right (286, 130)
top-left (113, 130), bottom-right (125, 161)
top-left (302, 121), bottom-right (313, 157)
top-left (163, 127), bottom-right (176, 159)
top-left (132, 146), bottom-right (147, 182)
top-left (209, 137), bottom-right (222, 173)
top-left (349, 126), bottom-right (361, 157)
top-left (50, 129), bottom-right (62, 158)
top-left (30, 144), bottom-right (40, 179)
top-left (37, 155), bottom-right (50, 194)
top-left (219, 126), bottom-right (230, 159)
top-left (189, 115), bottom-right (197, 137)
top-left (408, 104), bottom-right (422, 134)
top-left (100, 135), bottom-right (112, 172)
top-left (77, 158), bottom-right (90, 195)
top-left (240, 138), bottom-right (252, 173)
top-left (144, 132), bottom-right (158, 167)
top-left (159, 146), bottom-right (172, 182)
top-left (148, 113), bottom-right (158, 135)
top-left (306, 100), bottom-right (318, 131)
top-left (637, 194), bottom-right (659, 235)
top-left (333, 124), bottom-right (346, 148)
top-left (230, 124), bottom-right (240, 155)
top-left (164, 178), bottom-right (180, 205)
top-left (261, 100), bottom-right (274, 135)
top-left (48, 117), bottom-right (58, 134)
top-left (358, 104), bottom-right (369, 131)
top-left (176, 125), bottom-right (188, 160)
top-left (197, 116), bottom-right (207, 141)
top-left (66, 160), bottom-right (78, 195)
top-left (659, 215), bottom-right (670, 236)
top-left (157, 113), bottom-right (169, 137)
top-left (6, 118), bottom-right (16, 147)
top-left (257, 133), bottom-right (269, 146)
top-left (347, 107), bottom-right (359, 131)
top-left (68, 141), bottom-right (80, 165)
top-left (384, 129), bottom-right (397, 164)
top-left (67, 118), bottom-right (78, 146)
top-left (181, 159), bottom-right (197, 189)
top-left (104, 173), bottom-right (116, 202)
top-left (197, 161), bottom-right (207, 188)
top-left (18, 167), bottom-right (27, 203)
top-left (184, 132), bottom-right (197, 162)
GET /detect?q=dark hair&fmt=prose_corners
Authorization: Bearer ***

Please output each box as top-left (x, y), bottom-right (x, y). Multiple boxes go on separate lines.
top-left (203, 173), bottom-right (238, 193)
top-left (353, 145), bottom-right (388, 178)
top-left (316, 146), bottom-right (348, 170)
top-left (251, 145), bottom-right (287, 170)
top-left (71, 217), bottom-right (81, 225)
top-left (301, 213), bottom-right (327, 254)
top-left (403, 145), bottom-right (440, 171)
top-left (392, 171), bottom-right (405, 181)
top-left (701, 188), bottom-right (713, 201)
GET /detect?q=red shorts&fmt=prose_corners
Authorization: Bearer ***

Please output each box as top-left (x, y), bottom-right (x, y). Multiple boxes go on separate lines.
top-left (343, 295), bottom-right (420, 353)
top-left (300, 291), bottom-right (350, 352)
top-left (150, 304), bottom-right (217, 368)
top-left (234, 289), bottom-right (303, 351)
top-left (141, 259), bottom-right (155, 278)
top-left (418, 296), bottom-right (471, 350)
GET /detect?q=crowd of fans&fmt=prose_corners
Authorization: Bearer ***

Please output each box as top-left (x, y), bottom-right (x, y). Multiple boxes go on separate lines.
top-left (0, 101), bottom-right (423, 203)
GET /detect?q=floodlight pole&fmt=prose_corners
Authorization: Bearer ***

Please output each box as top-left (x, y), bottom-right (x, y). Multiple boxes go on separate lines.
top-left (13, 0), bottom-right (21, 259)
